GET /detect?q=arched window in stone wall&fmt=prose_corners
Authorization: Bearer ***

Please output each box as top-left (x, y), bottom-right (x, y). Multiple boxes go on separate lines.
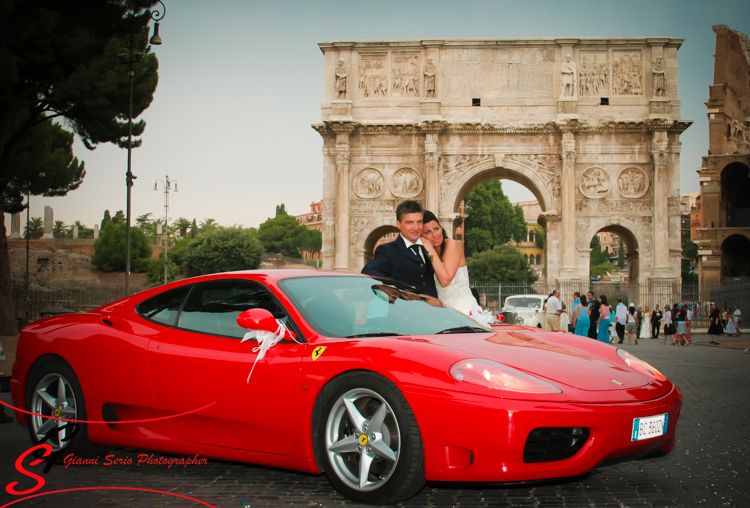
top-left (523, 254), bottom-right (529, 263)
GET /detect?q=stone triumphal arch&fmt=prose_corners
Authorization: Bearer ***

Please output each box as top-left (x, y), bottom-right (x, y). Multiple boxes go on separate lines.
top-left (314, 37), bottom-right (690, 283)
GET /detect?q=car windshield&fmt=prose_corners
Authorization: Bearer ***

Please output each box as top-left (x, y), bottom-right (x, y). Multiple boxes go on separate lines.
top-left (505, 297), bottom-right (542, 310)
top-left (279, 276), bottom-right (492, 338)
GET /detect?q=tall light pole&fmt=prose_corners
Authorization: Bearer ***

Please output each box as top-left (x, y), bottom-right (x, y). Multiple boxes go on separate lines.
top-left (154, 174), bottom-right (177, 285)
top-left (121, 1), bottom-right (166, 296)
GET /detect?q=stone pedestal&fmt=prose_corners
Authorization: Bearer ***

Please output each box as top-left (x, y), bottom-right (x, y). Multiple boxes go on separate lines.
top-left (42, 206), bottom-right (54, 239)
top-left (8, 213), bottom-right (22, 239)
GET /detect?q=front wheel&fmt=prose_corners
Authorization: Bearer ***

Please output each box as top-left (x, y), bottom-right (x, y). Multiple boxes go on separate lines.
top-left (315, 372), bottom-right (425, 504)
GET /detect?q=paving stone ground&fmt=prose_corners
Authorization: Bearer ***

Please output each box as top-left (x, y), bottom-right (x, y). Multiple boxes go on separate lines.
top-left (1, 334), bottom-right (748, 508)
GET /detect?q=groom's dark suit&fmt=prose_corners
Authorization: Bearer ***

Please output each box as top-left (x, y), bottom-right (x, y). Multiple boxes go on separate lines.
top-left (361, 235), bottom-right (438, 298)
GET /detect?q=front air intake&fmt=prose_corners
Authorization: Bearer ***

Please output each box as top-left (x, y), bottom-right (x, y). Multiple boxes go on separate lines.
top-left (523, 427), bottom-right (589, 463)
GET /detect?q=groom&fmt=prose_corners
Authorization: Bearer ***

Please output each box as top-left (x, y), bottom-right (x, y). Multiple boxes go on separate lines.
top-left (361, 200), bottom-right (438, 298)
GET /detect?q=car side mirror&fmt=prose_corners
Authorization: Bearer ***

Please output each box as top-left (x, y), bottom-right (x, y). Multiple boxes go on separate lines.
top-left (237, 308), bottom-right (296, 340)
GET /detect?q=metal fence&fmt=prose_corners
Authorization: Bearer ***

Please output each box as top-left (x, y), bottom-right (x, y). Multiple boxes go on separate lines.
top-left (12, 285), bottom-right (129, 325)
top-left (471, 278), bottom-right (750, 328)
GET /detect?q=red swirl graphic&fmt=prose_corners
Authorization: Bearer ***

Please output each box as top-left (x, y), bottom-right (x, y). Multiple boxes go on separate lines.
top-left (1, 487), bottom-right (215, 507)
top-left (0, 399), bottom-right (216, 424)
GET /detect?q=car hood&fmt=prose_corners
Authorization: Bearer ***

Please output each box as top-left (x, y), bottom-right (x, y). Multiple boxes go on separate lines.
top-left (404, 329), bottom-right (658, 394)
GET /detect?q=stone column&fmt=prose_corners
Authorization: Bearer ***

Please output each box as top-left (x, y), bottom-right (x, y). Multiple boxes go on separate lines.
top-left (42, 206), bottom-right (54, 238)
top-left (651, 129), bottom-right (671, 278)
top-left (72, 224), bottom-right (79, 239)
top-left (331, 123), bottom-right (355, 271)
top-left (559, 129), bottom-right (578, 279)
top-left (94, 224), bottom-right (99, 239)
top-left (540, 213), bottom-right (562, 284)
top-left (9, 213), bottom-right (22, 239)
top-left (424, 133), bottom-right (440, 214)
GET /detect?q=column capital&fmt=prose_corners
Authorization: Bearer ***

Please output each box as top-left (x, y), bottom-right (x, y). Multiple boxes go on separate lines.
top-left (651, 150), bottom-right (668, 166)
top-left (328, 121), bottom-right (358, 135)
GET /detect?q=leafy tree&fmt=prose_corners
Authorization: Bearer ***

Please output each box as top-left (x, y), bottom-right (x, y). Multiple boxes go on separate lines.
top-left (53, 221), bottom-right (68, 239)
top-left (199, 218), bottom-right (218, 234)
top-left (296, 228), bottom-right (323, 257)
top-left (0, 1), bottom-right (162, 334)
top-left (92, 222), bottom-right (152, 272)
top-left (683, 240), bottom-right (698, 262)
top-left (101, 210), bottom-right (112, 230)
top-left (174, 217), bottom-right (191, 237)
top-left (111, 210), bottom-right (125, 224)
top-left (590, 235), bottom-right (610, 266)
top-left (168, 237), bottom-right (194, 266)
top-left (190, 218), bottom-right (198, 238)
top-left (591, 261), bottom-right (615, 278)
top-left (258, 212), bottom-right (308, 258)
top-left (275, 204), bottom-right (287, 216)
top-left (466, 245), bottom-right (536, 283)
top-left (618, 242), bottom-right (627, 269)
top-left (463, 181), bottom-right (527, 256)
top-left (186, 227), bottom-right (263, 276)
top-left (136, 212), bottom-right (153, 233)
top-left (682, 240), bottom-right (699, 283)
top-left (147, 257), bottom-right (178, 285)
top-left (23, 218), bottom-right (44, 240)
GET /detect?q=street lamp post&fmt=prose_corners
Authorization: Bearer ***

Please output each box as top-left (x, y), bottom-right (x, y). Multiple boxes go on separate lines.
top-left (121, 1), bottom-right (166, 296)
top-left (154, 174), bottom-right (177, 285)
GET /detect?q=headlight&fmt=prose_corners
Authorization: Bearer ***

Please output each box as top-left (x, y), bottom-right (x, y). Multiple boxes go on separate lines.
top-left (517, 316), bottom-right (524, 325)
top-left (450, 359), bottom-right (562, 394)
top-left (617, 349), bottom-right (666, 381)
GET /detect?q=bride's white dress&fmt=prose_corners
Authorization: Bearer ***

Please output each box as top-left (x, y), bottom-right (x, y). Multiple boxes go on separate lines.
top-left (435, 265), bottom-right (488, 323)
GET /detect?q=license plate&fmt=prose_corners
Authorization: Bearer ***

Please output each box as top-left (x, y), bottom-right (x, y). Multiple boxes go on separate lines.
top-left (631, 413), bottom-right (668, 441)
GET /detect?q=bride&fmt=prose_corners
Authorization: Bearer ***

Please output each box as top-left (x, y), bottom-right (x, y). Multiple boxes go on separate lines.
top-left (640, 305), bottom-right (653, 339)
top-left (420, 210), bottom-right (491, 323)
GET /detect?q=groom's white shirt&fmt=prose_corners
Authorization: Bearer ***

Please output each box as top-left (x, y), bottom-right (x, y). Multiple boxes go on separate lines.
top-left (401, 235), bottom-right (425, 263)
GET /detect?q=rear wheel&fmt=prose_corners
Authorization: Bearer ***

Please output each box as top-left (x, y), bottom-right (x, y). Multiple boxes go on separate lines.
top-left (315, 372), bottom-right (425, 504)
top-left (26, 358), bottom-right (104, 456)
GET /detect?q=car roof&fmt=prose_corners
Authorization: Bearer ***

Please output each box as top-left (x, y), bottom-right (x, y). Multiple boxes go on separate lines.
top-left (207, 270), bottom-right (367, 283)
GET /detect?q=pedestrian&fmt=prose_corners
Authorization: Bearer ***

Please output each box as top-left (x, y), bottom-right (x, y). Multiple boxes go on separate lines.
top-left (722, 308), bottom-right (729, 330)
top-left (596, 295), bottom-right (611, 343)
top-left (685, 303), bottom-right (692, 343)
top-left (673, 303), bottom-right (689, 346)
top-left (625, 302), bottom-right (639, 345)
top-left (663, 305), bottom-right (673, 344)
top-left (651, 304), bottom-right (663, 339)
top-left (725, 307), bottom-right (736, 336)
top-left (573, 295), bottom-right (591, 337)
top-left (544, 289), bottom-right (562, 331)
top-left (615, 298), bottom-right (627, 344)
top-left (708, 302), bottom-right (724, 344)
top-left (587, 291), bottom-right (599, 339)
top-left (733, 306), bottom-right (742, 337)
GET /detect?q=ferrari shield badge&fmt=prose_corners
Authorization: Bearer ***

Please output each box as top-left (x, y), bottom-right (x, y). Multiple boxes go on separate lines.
top-left (312, 346), bottom-right (327, 361)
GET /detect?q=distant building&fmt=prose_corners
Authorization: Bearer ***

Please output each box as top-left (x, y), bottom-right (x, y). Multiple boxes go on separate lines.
top-left (694, 25), bottom-right (750, 283)
top-left (690, 195), bottom-right (702, 241)
top-left (513, 201), bottom-right (544, 279)
top-left (295, 201), bottom-right (323, 261)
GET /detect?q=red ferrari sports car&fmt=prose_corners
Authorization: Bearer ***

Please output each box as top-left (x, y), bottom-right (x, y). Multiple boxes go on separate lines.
top-left (11, 271), bottom-right (681, 504)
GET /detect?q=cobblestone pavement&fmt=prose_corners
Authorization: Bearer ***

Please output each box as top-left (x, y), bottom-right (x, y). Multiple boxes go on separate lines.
top-left (1, 334), bottom-right (748, 508)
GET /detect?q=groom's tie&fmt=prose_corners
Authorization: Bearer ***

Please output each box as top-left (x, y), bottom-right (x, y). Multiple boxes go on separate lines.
top-left (409, 244), bottom-right (425, 263)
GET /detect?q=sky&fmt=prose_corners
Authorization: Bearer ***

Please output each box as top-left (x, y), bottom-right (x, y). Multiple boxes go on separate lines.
top-left (5, 0), bottom-right (750, 234)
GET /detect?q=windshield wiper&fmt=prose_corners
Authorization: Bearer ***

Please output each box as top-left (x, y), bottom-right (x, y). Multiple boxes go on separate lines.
top-left (436, 326), bottom-right (488, 334)
top-left (344, 332), bottom-right (401, 338)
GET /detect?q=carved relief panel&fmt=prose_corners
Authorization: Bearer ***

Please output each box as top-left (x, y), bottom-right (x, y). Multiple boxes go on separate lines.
top-left (579, 167), bottom-right (611, 199)
top-left (612, 52), bottom-right (643, 95)
top-left (439, 155), bottom-right (493, 200)
top-left (616, 167), bottom-right (649, 199)
top-left (578, 52), bottom-right (609, 97)
top-left (352, 168), bottom-right (385, 198)
top-left (350, 199), bottom-right (396, 215)
top-left (392, 52), bottom-right (420, 97)
top-left (390, 168), bottom-right (424, 198)
top-left (359, 53), bottom-right (388, 98)
top-left (507, 154), bottom-right (561, 201)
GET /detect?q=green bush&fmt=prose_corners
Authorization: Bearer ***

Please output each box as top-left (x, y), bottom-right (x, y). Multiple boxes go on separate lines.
top-left (147, 258), bottom-right (178, 285)
top-left (92, 222), bottom-right (151, 272)
top-left (186, 227), bottom-right (264, 276)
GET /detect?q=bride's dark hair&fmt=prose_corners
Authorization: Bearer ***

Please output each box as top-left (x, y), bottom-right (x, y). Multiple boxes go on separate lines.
top-left (423, 210), bottom-right (449, 260)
